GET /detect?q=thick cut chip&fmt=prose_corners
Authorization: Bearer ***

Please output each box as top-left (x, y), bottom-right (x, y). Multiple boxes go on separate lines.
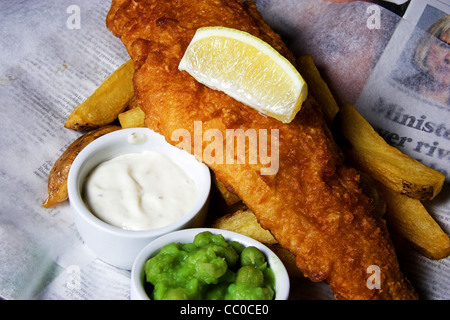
top-left (65, 60), bottom-right (134, 131)
top-left (296, 55), bottom-right (339, 126)
top-left (43, 125), bottom-right (121, 207)
top-left (118, 106), bottom-right (145, 128)
top-left (337, 104), bottom-right (445, 200)
top-left (378, 183), bottom-right (450, 260)
top-left (212, 174), bottom-right (241, 207)
top-left (179, 27), bottom-right (307, 123)
top-left (212, 209), bottom-right (277, 245)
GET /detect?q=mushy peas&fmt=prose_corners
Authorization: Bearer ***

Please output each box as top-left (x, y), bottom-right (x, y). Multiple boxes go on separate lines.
top-left (144, 231), bottom-right (275, 300)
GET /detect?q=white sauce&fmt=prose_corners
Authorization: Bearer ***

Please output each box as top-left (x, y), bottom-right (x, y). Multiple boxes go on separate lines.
top-left (83, 151), bottom-right (197, 231)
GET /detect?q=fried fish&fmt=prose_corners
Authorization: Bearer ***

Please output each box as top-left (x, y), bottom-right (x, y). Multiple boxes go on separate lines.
top-left (107, 0), bottom-right (418, 299)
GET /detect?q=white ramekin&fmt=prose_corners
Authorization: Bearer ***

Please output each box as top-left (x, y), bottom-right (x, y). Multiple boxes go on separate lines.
top-left (67, 128), bottom-right (211, 270)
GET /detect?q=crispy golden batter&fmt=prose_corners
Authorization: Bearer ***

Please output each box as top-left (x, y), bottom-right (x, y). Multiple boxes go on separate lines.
top-left (107, 0), bottom-right (418, 299)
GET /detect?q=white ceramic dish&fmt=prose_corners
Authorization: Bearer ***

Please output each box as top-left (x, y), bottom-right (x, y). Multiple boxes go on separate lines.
top-left (130, 228), bottom-right (290, 300)
top-left (67, 128), bottom-right (211, 270)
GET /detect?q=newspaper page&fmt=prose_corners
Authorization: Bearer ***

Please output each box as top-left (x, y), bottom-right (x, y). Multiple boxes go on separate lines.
top-left (355, 0), bottom-right (450, 299)
top-left (0, 0), bottom-right (132, 300)
top-left (0, 0), bottom-right (448, 301)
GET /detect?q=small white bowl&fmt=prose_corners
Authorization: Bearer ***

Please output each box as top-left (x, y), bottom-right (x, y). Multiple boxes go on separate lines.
top-left (131, 228), bottom-right (290, 300)
top-left (67, 128), bottom-right (211, 270)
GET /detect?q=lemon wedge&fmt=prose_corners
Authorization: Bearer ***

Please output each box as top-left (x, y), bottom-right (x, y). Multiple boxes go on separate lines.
top-left (178, 27), bottom-right (308, 123)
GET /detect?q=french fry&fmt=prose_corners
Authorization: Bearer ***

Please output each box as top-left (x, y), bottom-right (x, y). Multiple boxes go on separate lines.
top-left (124, 95), bottom-right (139, 111)
top-left (378, 183), bottom-right (450, 260)
top-left (296, 55), bottom-right (339, 126)
top-left (212, 174), bottom-right (242, 206)
top-left (65, 59), bottom-right (134, 131)
top-left (43, 125), bottom-right (122, 207)
top-left (337, 104), bottom-right (445, 201)
top-left (212, 209), bottom-right (277, 245)
top-left (268, 244), bottom-right (304, 278)
top-left (118, 106), bottom-right (146, 128)
top-left (358, 171), bottom-right (386, 218)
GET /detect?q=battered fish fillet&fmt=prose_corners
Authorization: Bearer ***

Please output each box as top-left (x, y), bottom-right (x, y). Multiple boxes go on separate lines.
top-left (107, 0), bottom-right (418, 299)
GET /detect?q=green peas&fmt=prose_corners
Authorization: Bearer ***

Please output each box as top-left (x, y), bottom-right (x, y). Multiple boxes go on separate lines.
top-left (229, 241), bottom-right (245, 255)
top-left (240, 246), bottom-right (268, 270)
top-left (197, 261), bottom-right (228, 284)
top-left (236, 265), bottom-right (264, 286)
top-left (210, 244), bottom-right (239, 266)
top-left (144, 231), bottom-right (275, 300)
top-left (164, 287), bottom-right (190, 300)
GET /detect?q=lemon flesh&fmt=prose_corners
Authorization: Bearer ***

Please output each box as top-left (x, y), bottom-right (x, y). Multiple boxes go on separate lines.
top-left (178, 27), bottom-right (307, 123)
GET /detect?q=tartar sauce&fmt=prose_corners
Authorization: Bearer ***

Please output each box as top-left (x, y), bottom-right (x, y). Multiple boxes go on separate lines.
top-left (83, 151), bottom-right (197, 231)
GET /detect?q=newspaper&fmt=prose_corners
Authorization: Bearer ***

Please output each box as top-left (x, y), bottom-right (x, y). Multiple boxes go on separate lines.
top-left (0, 0), bottom-right (131, 300)
top-left (356, 0), bottom-right (450, 181)
top-left (354, 0), bottom-right (450, 299)
top-left (0, 0), bottom-right (448, 300)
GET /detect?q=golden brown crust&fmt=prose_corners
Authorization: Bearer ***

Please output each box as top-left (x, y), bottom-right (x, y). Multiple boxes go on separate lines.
top-left (43, 125), bottom-right (122, 207)
top-left (107, 0), bottom-right (418, 299)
